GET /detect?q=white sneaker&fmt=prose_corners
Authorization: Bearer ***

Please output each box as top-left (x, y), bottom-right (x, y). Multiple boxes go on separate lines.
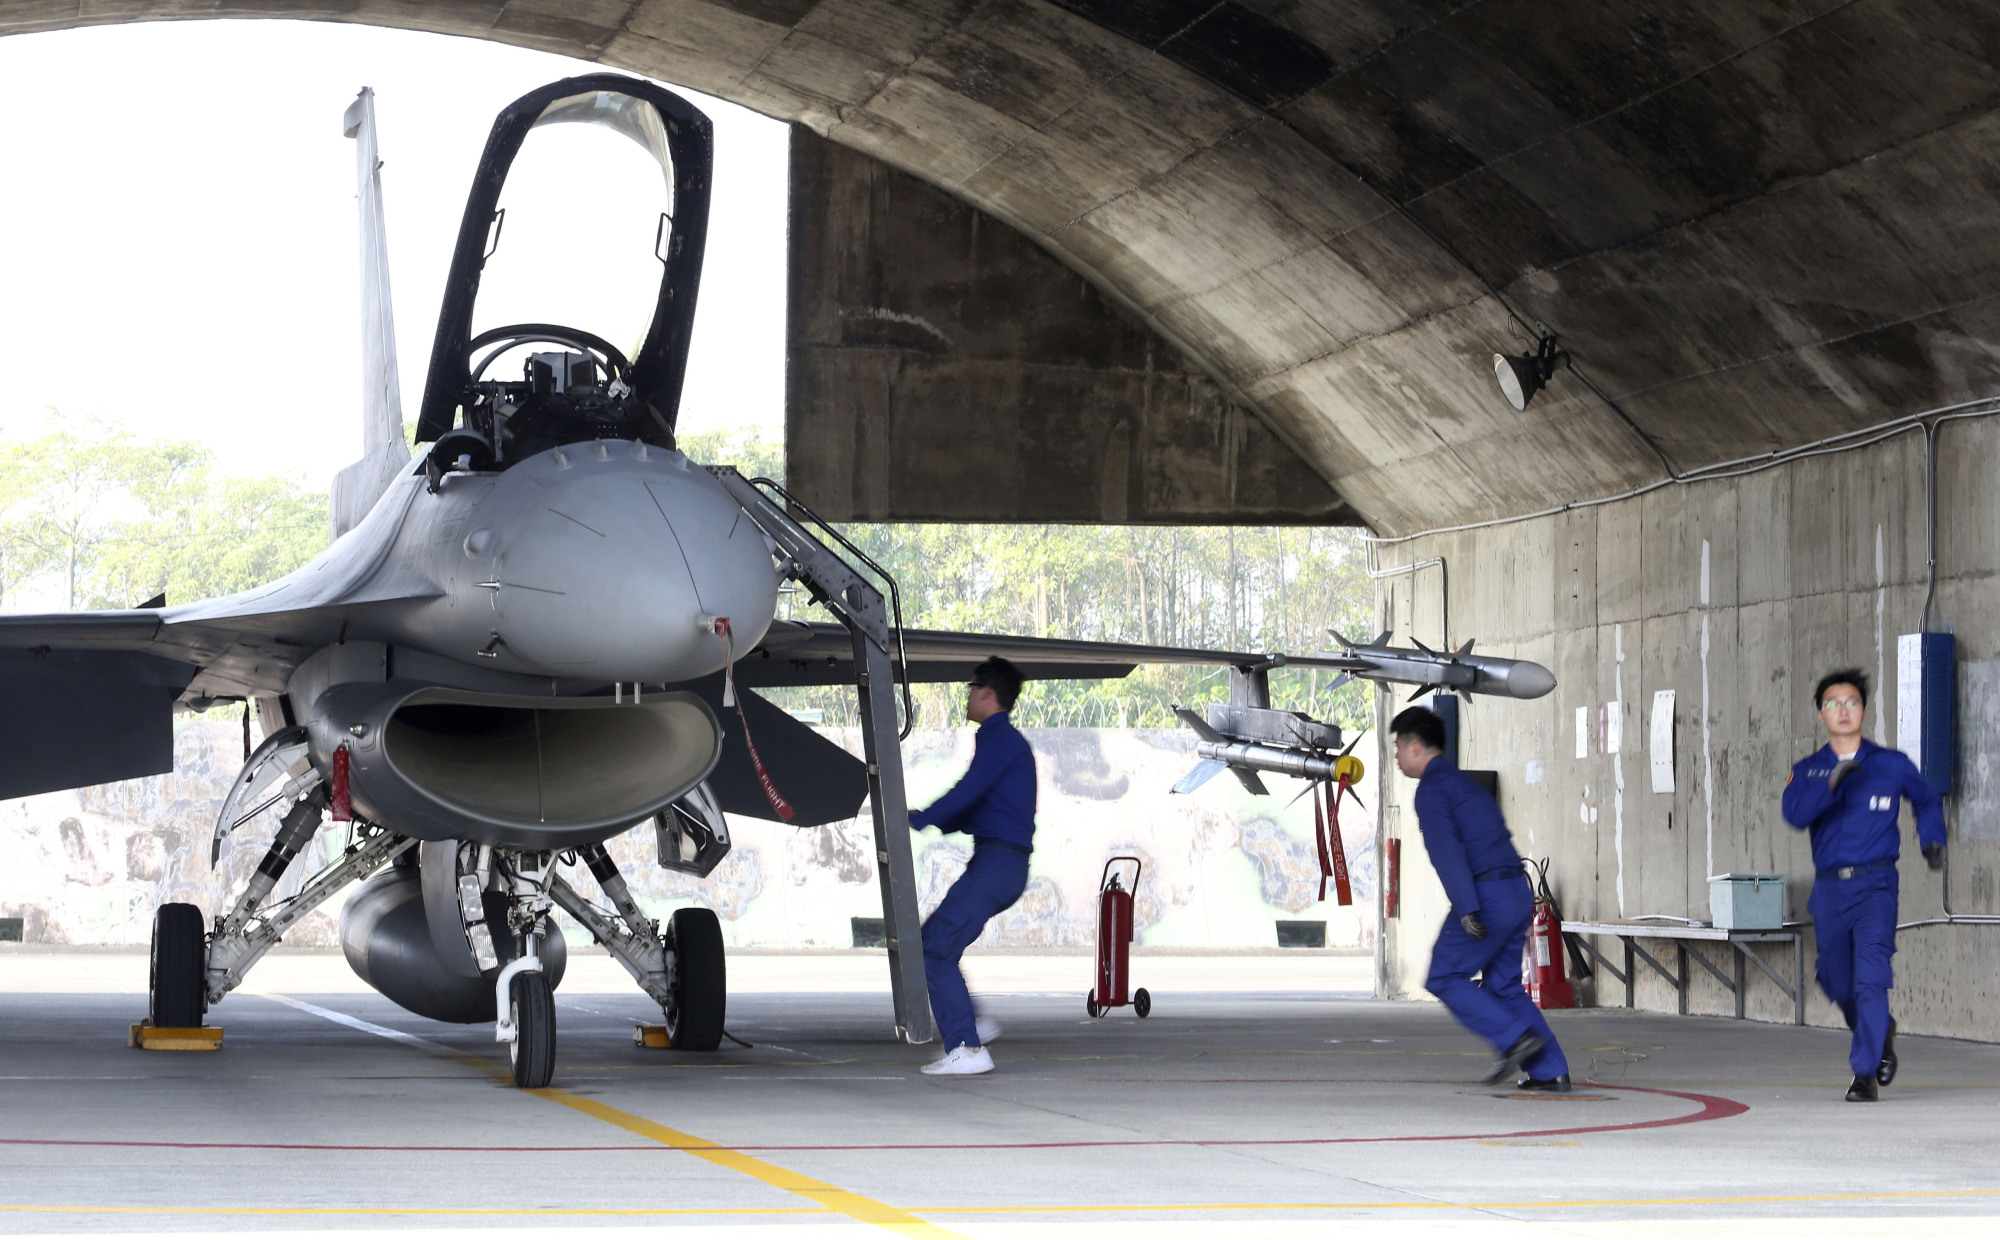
top-left (975, 1016), bottom-right (1002, 1045)
top-left (921, 1045), bottom-right (995, 1076)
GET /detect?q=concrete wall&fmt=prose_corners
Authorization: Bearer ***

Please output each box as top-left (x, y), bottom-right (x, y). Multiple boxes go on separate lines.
top-left (785, 126), bottom-right (1351, 525)
top-left (1374, 417), bottom-right (2000, 1041)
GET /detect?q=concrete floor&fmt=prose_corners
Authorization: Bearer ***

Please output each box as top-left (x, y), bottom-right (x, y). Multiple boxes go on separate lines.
top-left (2, 951), bottom-right (1997, 1239)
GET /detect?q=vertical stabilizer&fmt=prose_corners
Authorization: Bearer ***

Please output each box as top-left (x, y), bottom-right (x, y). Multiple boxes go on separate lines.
top-left (331, 87), bottom-right (412, 539)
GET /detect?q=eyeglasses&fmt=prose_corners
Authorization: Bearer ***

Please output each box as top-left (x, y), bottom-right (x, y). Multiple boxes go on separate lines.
top-left (1820, 697), bottom-right (1864, 712)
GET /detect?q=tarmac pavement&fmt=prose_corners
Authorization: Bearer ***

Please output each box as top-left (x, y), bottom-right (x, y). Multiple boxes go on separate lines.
top-left (2, 950), bottom-right (1995, 1239)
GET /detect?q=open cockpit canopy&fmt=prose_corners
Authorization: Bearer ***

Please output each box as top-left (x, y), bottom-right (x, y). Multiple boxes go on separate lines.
top-left (415, 75), bottom-right (712, 480)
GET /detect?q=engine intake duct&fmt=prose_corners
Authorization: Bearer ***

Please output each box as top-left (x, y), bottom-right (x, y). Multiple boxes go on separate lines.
top-left (291, 643), bottom-right (725, 850)
top-left (384, 690), bottom-right (712, 827)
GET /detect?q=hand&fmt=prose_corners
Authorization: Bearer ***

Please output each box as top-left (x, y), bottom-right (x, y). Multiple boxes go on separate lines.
top-left (1828, 759), bottom-right (1860, 793)
top-left (1925, 842), bottom-right (1945, 872)
top-left (1460, 913), bottom-right (1487, 940)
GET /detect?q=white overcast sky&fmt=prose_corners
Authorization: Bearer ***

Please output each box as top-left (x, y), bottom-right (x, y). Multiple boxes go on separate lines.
top-left (0, 20), bottom-right (789, 486)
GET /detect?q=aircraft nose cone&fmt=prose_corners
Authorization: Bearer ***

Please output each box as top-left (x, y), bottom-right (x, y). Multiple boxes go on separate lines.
top-left (1508, 660), bottom-right (1557, 699)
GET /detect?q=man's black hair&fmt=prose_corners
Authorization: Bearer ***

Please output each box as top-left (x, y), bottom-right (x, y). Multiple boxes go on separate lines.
top-left (972, 657), bottom-right (1025, 711)
top-left (1390, 705), bottom-right (1447, 752)
top-left (1815, 668), bottom-right (1869, 709)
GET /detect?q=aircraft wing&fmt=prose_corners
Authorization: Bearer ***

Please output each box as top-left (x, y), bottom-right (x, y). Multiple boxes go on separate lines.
top-left (740, 620), bottom-right (1367, 688)
top-left (0, 611), bottom-right (203, 799)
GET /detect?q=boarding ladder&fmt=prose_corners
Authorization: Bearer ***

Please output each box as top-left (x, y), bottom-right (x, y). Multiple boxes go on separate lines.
top-left (706, 468), bottom-right (934, 1045)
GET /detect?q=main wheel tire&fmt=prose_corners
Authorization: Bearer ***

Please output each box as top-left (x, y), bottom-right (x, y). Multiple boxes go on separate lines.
top-left (1085, 993), bottom-right (1104, 1018)
top-left (149, 903), bottom-right (207, 1028)
top-left (1133, 987), bottom-right (1152, 1018)
top-left (666, 907), bottom-right (726, 1051)
top-left (509, 970), bottom-right (556, 1088)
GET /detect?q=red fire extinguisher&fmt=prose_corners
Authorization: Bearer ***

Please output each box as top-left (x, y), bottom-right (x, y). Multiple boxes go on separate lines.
top-left (1523, 857), bottom-right (1574, 1009)
top-left (1087, 856), bottom-right (1151, 1019)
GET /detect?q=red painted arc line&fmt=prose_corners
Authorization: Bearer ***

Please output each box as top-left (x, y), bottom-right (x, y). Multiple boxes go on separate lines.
top-left (0, 1083), bottom-right (1744, 1154)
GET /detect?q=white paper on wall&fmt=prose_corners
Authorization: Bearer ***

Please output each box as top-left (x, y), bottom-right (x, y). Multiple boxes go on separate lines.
top-left (1576, 706), bottom-right (1589, 759)
top-left (1525, 759), bottom-right (1546, 785)
top-left (1650, 689), bottom-right (1676, 794)
top-left (1602, 703), bottom-right (1623, 755)
top-left (1898, 632), bottom-right (1923, 763)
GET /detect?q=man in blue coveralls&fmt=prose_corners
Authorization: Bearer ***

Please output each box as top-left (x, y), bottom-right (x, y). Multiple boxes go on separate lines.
top-left (1393, 706), bottom-right (1572, 1091)
top-left (1782, 668), bottom-right (1945, 1102)
top-left (908, 657), bottom-right (1037, 1076)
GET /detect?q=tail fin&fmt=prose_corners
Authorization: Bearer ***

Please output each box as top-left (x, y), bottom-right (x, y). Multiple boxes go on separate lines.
top-left (330, 86), bottom-right (412, 539)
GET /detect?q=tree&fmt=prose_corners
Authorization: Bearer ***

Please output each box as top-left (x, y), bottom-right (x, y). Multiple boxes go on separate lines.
top-left (0, 415), bottom-right (327, 612)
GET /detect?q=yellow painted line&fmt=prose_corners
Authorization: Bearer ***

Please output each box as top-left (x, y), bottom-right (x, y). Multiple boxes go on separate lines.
top-left (529, 1084), bottom-right (969, 1239)
top-left (267, 992), bottom-right (968, 1240)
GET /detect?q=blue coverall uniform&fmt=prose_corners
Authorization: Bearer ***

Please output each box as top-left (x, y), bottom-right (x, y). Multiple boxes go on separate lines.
top-left (1781, 739), bottom-right (1945, 1077)
top-left (1414, 757), bottom-right (1569, 1080)
top-left (909, 710), bottom-right (1037, 1051)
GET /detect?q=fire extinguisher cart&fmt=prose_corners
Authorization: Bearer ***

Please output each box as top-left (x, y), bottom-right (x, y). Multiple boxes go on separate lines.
top-left (1086, 856), bottom-right (1150, 1018)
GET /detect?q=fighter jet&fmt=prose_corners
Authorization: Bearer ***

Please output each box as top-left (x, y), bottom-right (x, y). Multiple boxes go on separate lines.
top-left (0, 74), bottom-right (1562, 1088)
top-left (0, 74), bottom-right (1390, 1088)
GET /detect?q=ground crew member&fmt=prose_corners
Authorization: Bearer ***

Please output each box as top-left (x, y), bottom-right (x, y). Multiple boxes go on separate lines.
top-left (907, 657), bottom-right (1036, 1076)
top-left (1392, 705), bottom-right (1571, 1091)
top-left (1781, 669), bottom-right (1945, 1102)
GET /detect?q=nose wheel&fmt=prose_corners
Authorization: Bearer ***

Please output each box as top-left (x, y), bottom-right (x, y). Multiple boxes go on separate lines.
top-left (507, 969), bottom-right (556, 1088)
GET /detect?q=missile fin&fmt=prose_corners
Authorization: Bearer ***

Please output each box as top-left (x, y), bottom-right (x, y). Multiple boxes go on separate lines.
top-left (1411, 638), bottom-right (1437, 657)
top-left (1406, 682), bottom-right (1438, 702)
top-left (1230, 766), bottom-right (1271, 797)
top-left (1457, 638), bottom-right (1475, 657)
top-left (1373, 630), bottom-right (1392, 647)
top-left (1171, 759), bottom-right (1228, 795)
top-left (1325, 672), bottom-right (1352, 692)
top-left (1172, 705), bottom-right (1227, 744)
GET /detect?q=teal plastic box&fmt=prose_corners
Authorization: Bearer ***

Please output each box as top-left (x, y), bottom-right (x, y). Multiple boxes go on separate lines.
top-left (1709, 873), bottom-right (1786, 930)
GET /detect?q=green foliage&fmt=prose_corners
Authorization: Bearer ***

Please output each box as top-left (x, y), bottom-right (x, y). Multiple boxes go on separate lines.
top-left (682, 430), bottom-right (1376, 733)
top-left (0, 414), bottom-right (327, 612)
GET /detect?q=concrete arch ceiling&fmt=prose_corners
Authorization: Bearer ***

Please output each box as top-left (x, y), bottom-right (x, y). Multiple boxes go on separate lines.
top-left (12, 2), bottom-right (2000, 535)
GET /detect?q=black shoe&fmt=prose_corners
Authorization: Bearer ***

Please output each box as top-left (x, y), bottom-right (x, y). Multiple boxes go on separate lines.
top-left (1846, 1074), bottom-right (1879, 1102)
top-left (1877, 1018), bottom-right (1898, 1087)
top-left (1516, 1074), bottom-right (1573, 1093)
top-left (1481, 1032), bottom-right (1549, 1086)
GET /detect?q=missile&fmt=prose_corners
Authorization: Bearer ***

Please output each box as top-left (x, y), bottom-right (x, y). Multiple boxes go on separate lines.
top-left (1170, 706), bottom-right (1365, 798)
top-left (1322, 631), bottom-right (1556, 703)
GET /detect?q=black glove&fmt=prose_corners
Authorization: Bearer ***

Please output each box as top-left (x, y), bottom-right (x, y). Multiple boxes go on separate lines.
top-left (1828, 758), bottom-right (1860, 793)
top-left (1925, 843), bottom-right (1945, 872)
top-left (1460, 913), bottom-right (1487, 940)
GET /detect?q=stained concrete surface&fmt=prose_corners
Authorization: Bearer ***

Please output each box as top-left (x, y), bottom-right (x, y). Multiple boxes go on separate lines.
top-left (2, 953), bottom-right (1997, 1238)
top-left (15, 4), bottom-right (2000, 532)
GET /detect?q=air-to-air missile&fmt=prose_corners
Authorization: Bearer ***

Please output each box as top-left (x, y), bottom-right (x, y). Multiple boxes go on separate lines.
top-left (1169, 635), bottom-right (1557, 796)
top-left (1321, 630), bottom-right (1559, 704)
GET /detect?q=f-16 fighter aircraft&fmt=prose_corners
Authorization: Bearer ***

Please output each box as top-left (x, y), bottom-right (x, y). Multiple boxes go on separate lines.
top-left (0, 75), bottom-right (1550, 1089)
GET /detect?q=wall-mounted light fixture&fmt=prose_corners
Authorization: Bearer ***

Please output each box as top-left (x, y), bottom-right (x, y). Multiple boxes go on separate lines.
top-left (1492, 335), bottom-right (1568, 411)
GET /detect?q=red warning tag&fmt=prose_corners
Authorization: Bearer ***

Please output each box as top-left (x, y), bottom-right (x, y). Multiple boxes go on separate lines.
top-left (1314, 777), bottom-right (1353, 906)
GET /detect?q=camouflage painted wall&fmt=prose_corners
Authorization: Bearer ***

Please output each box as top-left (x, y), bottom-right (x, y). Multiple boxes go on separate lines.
top-left (1, 719), bottom-right (1378, 954)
